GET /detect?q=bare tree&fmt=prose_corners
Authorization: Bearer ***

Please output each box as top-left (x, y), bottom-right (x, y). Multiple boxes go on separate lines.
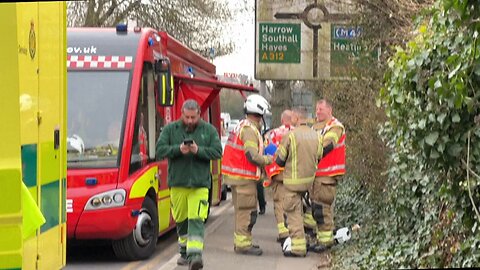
top-left (67, 0), bottom-right (248, 58)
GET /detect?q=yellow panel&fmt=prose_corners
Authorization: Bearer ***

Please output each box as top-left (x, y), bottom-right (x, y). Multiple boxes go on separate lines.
top-left (37, 226), bottom-right (63, 270)
top-left (158, 198), bottom-right (171, 231)
top-left (22, 236), bottom-right (37, 270)
top-left (17, 2), bottom-right (39, 146)
top-left (0, 3), bottom-right (23, 269)
top-left (38, 1), bottom-right (62, 185)
top-left (129, 167), bottom-right (159, 199)
top-left (37, 3), bottom-right (67, 269)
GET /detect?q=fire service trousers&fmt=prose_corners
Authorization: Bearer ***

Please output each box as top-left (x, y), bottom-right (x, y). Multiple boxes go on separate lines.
top-left (310, 177), bottom-right (337, 246)
top-left (271, 179), bottom-right (289, 239)
top-left (231, 182), bottom-right (258, 250)
top-left (283, 188), bottom-right (307, 256)
top-left (170, 187), bottom-right (209, 260)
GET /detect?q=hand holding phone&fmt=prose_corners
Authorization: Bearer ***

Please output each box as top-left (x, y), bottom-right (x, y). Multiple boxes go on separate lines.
top-left (183, 139), bottom-right (194, 145)
top-left (180, 139), bottom-right (193, 154)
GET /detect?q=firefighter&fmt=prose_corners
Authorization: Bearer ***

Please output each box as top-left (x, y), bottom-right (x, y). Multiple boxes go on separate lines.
top-left (309, 99), bottom-right (346, 252)
top-left (275, 107), bottom-right (323, 257)
top-left (263, 109), bottom-right (297, 242)
top-left (222, 94), bottom-right (273, 256)
top-left (156, 99), bottom-right (222, 270)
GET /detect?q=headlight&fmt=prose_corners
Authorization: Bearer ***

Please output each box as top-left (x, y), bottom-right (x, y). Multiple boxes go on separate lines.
top-left (84, 189), bottom-right (126, 210)
top-left (113, 192), bottom-right (124, 203)
top-left (91, 197), bottom-right (102, 207)
top-left (102, 196), bottom-right (112, 205)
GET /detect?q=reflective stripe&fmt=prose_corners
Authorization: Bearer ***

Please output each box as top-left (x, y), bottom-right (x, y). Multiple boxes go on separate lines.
top-left (324, 132), bottom-right (339, 143)
top-left (321, 118), bottom-right (344, 135)
top-left (317, 164), bottom-right (346, 173)
top-left (178, 240), bottom-right (187, 247)
top-left (234, 233), bottom-right (252, 248)
top-left (304, 212), bottom-right (316, 228)
top-left (278, 144), bottom-right (287, 156)
top-left (284, 176), bottom-right (315, 185)
top-left (317, 230), bottom-right (333, 243)
top-left (226, 141), bottom-right (244, 150)
top-left (317, 135), bottom-right (323, 158)
top-left (162, 75), bottom-right (166, 104)
top-left (188, 235), bottom-right (204, 242)
top-left (277, 223), bottom-right (289, 234)
top-left (178, 234), bottom-right (187, 247)
top-left (290, 133), bottom-right (297, 180)
top-left (222, 165), bottom-right (257, 176)
top-left (187, 241), bottom-right (204, 251)
top-left (244, 140), bottom-right (259, 149)
top-left (291, 238), bottom-right (307, 253)
top-left (187, 247), bottom-right (203, 254)
top-left (334, 140), bottom-right (345, 149)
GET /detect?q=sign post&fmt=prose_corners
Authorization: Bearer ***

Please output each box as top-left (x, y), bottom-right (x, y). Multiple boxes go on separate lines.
top-left (255, 0), bottom-right (378, 80)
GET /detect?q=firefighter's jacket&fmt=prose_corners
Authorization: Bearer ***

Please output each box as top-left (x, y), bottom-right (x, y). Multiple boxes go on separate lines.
top-left (275, 124), bottom-right (323, 192)
top-left (222, 118), bottom-right (272, 186)
top-left (312, 117), bottom-right (346, 183)
top-left (264, 124), bottom-right (294, 180)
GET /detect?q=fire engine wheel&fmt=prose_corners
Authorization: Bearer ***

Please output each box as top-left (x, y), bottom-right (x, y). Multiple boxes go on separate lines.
top-left (221, 184), bottom-right (228, 201)
top-left (112, 197), bottom-right (159, 260)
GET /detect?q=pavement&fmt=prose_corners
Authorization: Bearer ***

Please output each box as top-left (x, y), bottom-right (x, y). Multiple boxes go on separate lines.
top-left (160, 189), bottom-right (331, 270)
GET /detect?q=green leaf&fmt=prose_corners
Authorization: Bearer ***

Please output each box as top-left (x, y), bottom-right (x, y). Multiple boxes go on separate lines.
top-left (437, 143), bottom-right (445, 153)
top-left (437, 113), bottom-right (447, 124)
top-left (430, 149), bottom-right (440, 159)
top-left (452, 113), bottom-right (461, 123)
top-left (418, 119), bottom-right (426, 129)
top-left (434, 79), bottom-right (442, 89)
top-left (447, 143), bottom-right (462, 156)
top-left (425, 132), bottom-right (439, 146)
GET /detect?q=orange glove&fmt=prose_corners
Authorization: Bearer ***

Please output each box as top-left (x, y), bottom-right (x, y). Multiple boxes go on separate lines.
top-left (263, 179), bottom-right (272, 188)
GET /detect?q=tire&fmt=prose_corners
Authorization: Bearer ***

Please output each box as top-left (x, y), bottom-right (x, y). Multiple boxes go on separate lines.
top-left (221, 184), bottom-right (227, 201)
top-left (112, 197), bottom-right (158, 260)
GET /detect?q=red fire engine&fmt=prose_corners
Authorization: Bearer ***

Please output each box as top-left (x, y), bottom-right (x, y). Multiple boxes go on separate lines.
top-left (66, 25), bottom-right (255, 260)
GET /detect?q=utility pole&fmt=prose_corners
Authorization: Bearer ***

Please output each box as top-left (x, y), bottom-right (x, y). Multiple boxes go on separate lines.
top-left (270, 81), bottom-right (291, 128)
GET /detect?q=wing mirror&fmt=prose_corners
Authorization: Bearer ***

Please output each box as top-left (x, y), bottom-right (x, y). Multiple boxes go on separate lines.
top-left (155, 58), bottom-right (174, 106)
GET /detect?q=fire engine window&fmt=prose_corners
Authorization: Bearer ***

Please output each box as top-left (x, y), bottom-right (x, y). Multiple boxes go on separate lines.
top-left (129, 63), bottom-right (154, 174)
top-left (67, 71), bottom-right (129, 168)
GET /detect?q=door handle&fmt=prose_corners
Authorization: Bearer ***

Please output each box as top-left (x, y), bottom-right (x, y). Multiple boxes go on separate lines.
top-left (54, 128), bottom-right (60, 149)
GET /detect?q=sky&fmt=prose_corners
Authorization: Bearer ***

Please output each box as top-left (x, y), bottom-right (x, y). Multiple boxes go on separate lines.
top-left (213, 2), bottom-right (256, 79)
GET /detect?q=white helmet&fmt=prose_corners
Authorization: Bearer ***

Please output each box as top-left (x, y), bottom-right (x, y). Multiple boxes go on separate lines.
top-left (244, 94), bottom-right (271, 116)
top-left (67, 134), bottom-right (85, 154)
top-left (334, 227), bottom-right (351, 244)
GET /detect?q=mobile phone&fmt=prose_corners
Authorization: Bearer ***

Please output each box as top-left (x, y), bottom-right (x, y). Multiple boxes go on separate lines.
top-left (183, 139), bottom-right (194, 145)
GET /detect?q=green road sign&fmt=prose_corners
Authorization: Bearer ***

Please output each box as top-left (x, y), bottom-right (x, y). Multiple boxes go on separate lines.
top-left (259, 23), bottom-right (301, 63)
top-left (330, 24), bottom-right (378, 77)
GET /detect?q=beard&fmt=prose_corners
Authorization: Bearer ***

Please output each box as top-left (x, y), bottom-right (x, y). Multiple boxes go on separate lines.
top-left (185, 122), bottom-right (198, 132)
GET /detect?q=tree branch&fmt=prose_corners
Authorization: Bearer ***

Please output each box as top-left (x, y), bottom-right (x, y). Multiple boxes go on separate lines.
top-left (113, 0), bottom-right (140, 26)
top-left (98, 0), bottom-right (118, 26)
top-left (461, 131), bottom-right (480, 225)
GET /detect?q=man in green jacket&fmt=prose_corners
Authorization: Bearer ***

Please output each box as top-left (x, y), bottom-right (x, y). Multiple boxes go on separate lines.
top-left (156, 99), bottom-right (222, 270)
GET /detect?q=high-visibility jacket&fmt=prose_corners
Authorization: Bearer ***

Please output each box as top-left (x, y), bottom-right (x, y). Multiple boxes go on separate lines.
top-left (316, 117), bottom-right (346, 177)
top-left (264, 125), bottom-right (293, 180)
top-left (222, 119), bottom-right (264, 180)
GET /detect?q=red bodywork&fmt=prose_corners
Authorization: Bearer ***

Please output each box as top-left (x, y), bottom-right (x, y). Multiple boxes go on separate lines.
top-left (67, 27), bottom-right (256, 241)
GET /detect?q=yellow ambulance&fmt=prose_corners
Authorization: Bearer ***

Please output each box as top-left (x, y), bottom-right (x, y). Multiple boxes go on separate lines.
top-left (0, 2), bottom-right (67, 269)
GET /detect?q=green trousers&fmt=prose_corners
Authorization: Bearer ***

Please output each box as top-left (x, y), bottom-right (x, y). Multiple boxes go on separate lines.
top-left (170, 187), bottom-right (209, 260)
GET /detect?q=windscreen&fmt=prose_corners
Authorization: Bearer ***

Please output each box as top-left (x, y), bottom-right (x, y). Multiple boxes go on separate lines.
top-left (67, 71), bottom-right (129, 168)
